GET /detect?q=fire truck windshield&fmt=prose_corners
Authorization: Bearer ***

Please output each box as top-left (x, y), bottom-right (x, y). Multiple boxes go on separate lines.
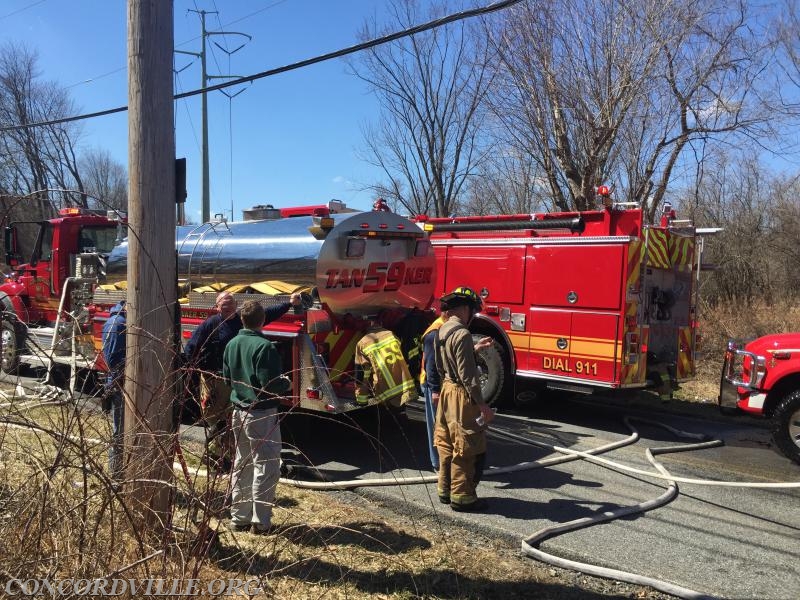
top-left (79, 226), bottom-right (123, 253)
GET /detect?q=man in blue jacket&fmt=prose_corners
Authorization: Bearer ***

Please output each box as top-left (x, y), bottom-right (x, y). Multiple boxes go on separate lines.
top-left (101, 301), bottom-right (126, 482)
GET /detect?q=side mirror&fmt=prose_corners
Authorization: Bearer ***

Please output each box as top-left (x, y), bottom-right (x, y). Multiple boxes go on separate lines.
top-left (4, 225), bottom-right (20, 266)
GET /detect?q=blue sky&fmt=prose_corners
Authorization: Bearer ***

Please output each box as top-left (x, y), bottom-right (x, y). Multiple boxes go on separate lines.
top-left (0, 0), bottom-right (409, 221)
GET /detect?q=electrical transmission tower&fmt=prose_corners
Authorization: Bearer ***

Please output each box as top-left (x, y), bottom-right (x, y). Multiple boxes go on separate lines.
top-left (176, 9), bottom-right (250, 224)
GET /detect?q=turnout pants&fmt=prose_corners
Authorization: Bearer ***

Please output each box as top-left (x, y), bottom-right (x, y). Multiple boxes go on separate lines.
top-left (433, 380), bottom-right (487, 505)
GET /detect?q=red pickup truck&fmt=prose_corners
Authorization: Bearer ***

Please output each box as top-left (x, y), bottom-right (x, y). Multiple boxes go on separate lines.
top-left (719, 333), bottom-right (800, 464)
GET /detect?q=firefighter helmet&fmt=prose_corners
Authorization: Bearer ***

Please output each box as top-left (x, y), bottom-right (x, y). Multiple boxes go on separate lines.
top-left (440, 286), bottom-right (482, 311)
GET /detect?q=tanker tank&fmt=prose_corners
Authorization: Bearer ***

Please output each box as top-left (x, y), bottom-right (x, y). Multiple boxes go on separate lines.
top-left (101, 209), bottom-right (436, 317)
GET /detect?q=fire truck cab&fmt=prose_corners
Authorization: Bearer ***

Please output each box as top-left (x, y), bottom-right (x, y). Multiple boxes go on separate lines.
top-left (720, 333), bottom-right (800, 464)
top-left (417, 195), bottom-right (713, 407)
top-left (1, 208), bottom-right (126, 379)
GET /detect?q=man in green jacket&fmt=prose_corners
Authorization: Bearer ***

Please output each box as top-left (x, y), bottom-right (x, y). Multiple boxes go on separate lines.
top-left (223, 300), bottom-right (290, 534)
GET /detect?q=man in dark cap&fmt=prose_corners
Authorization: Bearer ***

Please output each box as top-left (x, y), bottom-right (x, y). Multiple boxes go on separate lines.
top-left (433, 286), bottom-right (495, 512)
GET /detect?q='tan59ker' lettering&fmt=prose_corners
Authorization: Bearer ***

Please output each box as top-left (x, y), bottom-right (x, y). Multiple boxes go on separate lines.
top-left (325, 262), bottom-right (432, 292)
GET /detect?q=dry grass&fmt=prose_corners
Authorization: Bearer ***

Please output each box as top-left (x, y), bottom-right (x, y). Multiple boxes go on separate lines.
top-left (674, 299), bottom-right (800, 403)
top-left (0, 392), bottom-right (671, 599)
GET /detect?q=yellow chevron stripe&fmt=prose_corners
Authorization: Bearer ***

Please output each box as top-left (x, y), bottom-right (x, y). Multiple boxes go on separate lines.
top-left (571, 335), bottom-right (617, 344)
top-left (647, 230), bottom-right (670, 269)
top-left (626, 241), bottom-right (642, 318)
top-left (624, 328), bottom-right (649, 384)
top-left (677, 326), bottom-right (694, 379)
top-left (325, 331), bottom-right (360, 376)
top-left (669, 237), bottom-right (695, 272)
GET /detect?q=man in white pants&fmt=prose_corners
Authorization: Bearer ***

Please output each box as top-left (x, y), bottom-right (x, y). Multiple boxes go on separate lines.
top-left (222, 300), bottom-right (290, 534)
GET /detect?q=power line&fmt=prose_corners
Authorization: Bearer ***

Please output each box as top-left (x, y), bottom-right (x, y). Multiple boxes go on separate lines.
top-left (64, 66), bottom-right (126, 90)
top-left (174, 0), bottom-right (289, 50)
top-left (0, 0), bottom-right (47, 21)
top-left (220, 0), bottom-right (291, 30)
top-left (0, 0), bottom-right (523, 133)
top-left (62, 0), bottom-right (291, 90)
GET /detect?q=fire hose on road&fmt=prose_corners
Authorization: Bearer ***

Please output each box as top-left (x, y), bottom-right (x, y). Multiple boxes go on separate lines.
top-left (275, 411), bottom-right (799, 600)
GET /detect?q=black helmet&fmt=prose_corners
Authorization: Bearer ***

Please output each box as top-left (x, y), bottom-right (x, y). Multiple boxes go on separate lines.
top-left (440, 286), bottom-right (482, 311)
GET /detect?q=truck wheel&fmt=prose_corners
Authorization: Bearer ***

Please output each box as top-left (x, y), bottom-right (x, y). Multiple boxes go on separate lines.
top-left (473, 335), bottom-right (505, 407)
top-left (772, 390), bottom-right (800, 464)
top-left (1, 321), bottom-right (19, 374)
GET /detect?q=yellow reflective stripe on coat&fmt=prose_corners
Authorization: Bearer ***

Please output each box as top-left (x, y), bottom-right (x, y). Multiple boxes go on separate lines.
top-left (356, 328), bottom-right (416, 405)
top-left (361, 335), bottom-right (404, 382)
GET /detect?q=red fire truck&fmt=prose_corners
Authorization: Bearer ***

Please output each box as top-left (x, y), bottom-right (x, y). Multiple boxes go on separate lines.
top-left (720, 334), bottom-right (800, 464)
top-left (0, 202), bottom-right (435, 413)
top-left (416, 193), bottom-right (714, 407)
top-left (1, 207), bottom-right (124, 385)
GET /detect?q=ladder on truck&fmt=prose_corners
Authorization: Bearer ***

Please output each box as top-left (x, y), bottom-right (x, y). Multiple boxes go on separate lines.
top-left (176, 219), bottom-right (233, 292)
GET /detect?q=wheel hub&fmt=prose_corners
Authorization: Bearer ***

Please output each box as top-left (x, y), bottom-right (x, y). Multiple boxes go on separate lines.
top-left (1, 327), bottom-right (15, 370)
top-left (789, 406), bottom-right (800, 450)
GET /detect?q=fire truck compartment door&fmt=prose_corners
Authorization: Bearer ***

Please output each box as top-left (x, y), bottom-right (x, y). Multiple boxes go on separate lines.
top-left (529, 308), bottom-right (620, 383)
top-left (527, 244), bottom-right (625, 310)
top-left (439, 245), bottom-right (525, 304)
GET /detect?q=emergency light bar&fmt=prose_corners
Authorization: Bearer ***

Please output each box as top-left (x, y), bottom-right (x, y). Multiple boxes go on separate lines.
top-left (348, 229), bottom-right (424, 239)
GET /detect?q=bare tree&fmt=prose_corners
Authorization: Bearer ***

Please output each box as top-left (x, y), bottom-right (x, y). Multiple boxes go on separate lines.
top-left (0, 42), bottom-right (87, 217)
top-left (677, 149), bottom-right (800, 306)
top-left (463, 150), bottom-right (552, 215)
top-left (486, 0), bottom-right (776, 221)
top-left (351, 0), bottom-right (494, 217)
top-left (775, 0), bottom-right (800, 118)
top-left (80, 147), bottom-right (128, 212)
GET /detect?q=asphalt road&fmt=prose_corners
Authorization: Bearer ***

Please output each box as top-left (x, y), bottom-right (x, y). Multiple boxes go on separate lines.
top-left (279, 397), bottom-right (800, 600)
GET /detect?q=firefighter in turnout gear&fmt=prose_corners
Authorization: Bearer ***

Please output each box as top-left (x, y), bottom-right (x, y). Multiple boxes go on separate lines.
top-left (355, 320), bottom-right (418, 407)
top-left (434, 287), bottom-right (495, 512)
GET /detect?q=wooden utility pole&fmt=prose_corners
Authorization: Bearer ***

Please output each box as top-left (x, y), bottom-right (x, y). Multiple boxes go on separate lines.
top-left (126, 0), bottom-right (177, 531)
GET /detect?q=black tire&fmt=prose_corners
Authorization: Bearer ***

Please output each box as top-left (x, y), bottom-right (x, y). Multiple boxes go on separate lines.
top-left (473, 334), bottom-right (505, 407)
top-left (772, 390), bottom-right (800, 465)
top-left (1, 320), bottom-right (19, 375)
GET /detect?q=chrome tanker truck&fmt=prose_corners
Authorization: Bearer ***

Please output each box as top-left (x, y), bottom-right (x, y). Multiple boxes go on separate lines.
top-left (1, 201), bottom-right (436, 413)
